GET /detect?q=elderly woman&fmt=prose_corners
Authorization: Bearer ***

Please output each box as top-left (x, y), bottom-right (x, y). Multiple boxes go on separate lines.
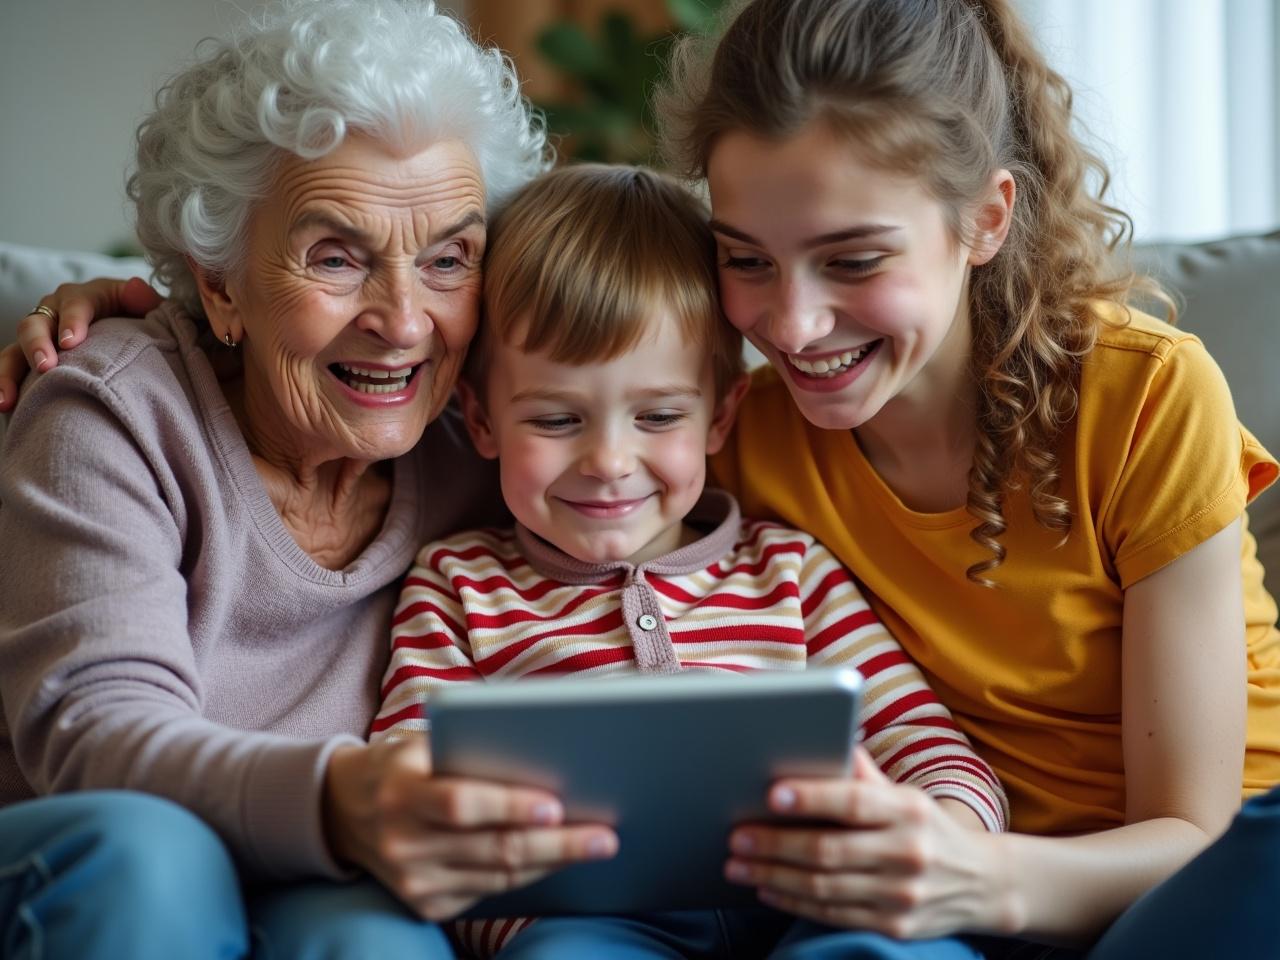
top-left (0, 1), bottom-right (617, 957)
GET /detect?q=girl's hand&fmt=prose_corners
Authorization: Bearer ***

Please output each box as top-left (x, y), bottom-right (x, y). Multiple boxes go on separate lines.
top-left (323, 738), bottom-right (619, 921)
top-left (725, 747), bottom-right (1016, 939)
top-left (0, 277), bottom-right (162, 411)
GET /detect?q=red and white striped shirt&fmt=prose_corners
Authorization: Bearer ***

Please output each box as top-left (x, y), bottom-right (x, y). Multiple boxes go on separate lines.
top-left (372, 492), bottom-right (1007, 956)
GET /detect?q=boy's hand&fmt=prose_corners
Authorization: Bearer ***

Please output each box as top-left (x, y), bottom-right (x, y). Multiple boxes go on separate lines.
top-left (323, 737), bottom-right (618, 921)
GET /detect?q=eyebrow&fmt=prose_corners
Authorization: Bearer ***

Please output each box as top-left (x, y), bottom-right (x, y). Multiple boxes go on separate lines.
top-left (289, 209), bottom-right (486, 248)
top-left (708, 219), bottom-right (900, 249)
top-left (510, 384), bottom-right (703, 405)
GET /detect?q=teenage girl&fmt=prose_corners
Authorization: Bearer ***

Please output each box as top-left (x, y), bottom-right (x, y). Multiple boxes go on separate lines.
top-left (657, 0), bottom-right (1280, 956)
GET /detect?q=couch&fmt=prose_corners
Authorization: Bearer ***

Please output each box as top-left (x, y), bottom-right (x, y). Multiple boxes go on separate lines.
top-left (1, 233), bottom-right (1278, 600)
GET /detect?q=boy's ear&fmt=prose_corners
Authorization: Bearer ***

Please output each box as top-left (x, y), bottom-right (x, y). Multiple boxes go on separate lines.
top-left (967, 169), bottom-right (1016, 267)
top-left (705, 373), bottom-right (750, 456)
top-left (188, 255), bottom-right (243, 344)
top-left (457, 379), bottom-right (500, 460)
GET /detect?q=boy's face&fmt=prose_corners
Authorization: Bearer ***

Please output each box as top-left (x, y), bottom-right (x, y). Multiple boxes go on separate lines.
top-left (461, 313), bottom-right (745, 566)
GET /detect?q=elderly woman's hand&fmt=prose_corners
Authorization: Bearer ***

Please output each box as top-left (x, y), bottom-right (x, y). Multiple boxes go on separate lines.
top-left (323, 738), bottom-right (618, 921)
top-left (0, 277), bottom-right (162, 412)
top-left (725, 747), bottom-right (1016, 940)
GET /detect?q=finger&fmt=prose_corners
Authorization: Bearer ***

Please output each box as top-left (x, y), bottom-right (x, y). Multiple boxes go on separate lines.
top-left (767, 775), bottom-right (930, 829)
top-left (119, 276), bottom-right (164, 315)
top-left (417, 776), bottom-right (568, 829)
top-left (729, 825), bottom-right (913, 872)
top-left (15, 311), bottom-right (58, 373)
top-left (396, 862), bottom-right (557, 922)
top-left (402, 824), bottom-right (618, 871)
top-left (0, 343), bottom-right (27, 411)
top-left (52, 293), bottom-right (101, 352)
top-left (851, 745), bottom-right (891, 784)
top-left (727, 857), bottom-right (915, 909)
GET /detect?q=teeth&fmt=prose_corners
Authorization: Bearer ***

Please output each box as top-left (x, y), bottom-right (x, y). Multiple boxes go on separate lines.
top-left (788, 343), bottom-right (874, 377)
top-left (338, 362), bottom-right (413, 379)
top-left (334, 361), bottom-right (416, 394)
top-left (350, 379), bottom-right (408, 394)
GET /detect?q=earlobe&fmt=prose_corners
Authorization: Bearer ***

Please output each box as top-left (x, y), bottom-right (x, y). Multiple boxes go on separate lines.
top-left (457, 379), bottom-right (500, 460)
top-left (188, 256), bottom-right (243, 344)
top-left (968, 169), bottom-right (1016, 267)
top-left (704, 374), bottom-right (750, 456)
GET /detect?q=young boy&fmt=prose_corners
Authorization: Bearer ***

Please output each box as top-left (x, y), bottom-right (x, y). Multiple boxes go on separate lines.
top-left (369, 165), bottom-right (1007, 958)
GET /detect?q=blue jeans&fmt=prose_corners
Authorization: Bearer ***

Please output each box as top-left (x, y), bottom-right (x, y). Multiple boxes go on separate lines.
top-left (0, 790), bottom-right (452, 960)
top-left (498, 910), bottom-right (983, 958)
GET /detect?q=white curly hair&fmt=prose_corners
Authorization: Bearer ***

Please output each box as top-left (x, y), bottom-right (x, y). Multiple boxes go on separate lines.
top-left (128, 0), bottom-right (551, 316)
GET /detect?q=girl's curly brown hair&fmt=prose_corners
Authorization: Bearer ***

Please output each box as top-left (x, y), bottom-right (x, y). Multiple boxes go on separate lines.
top-left (658, 0), bottom-right (1170, 584)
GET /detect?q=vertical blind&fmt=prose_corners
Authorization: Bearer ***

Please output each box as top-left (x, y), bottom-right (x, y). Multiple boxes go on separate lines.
top-left (1017, 0), bottom-right (1280, 242)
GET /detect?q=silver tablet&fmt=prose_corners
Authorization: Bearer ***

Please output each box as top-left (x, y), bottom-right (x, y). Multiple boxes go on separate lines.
top-left (428, 668), bottom-right (862, 918)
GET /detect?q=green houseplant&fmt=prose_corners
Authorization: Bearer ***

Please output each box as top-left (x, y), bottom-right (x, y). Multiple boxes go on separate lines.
top-left (534, 0), bottom-right (732, 165)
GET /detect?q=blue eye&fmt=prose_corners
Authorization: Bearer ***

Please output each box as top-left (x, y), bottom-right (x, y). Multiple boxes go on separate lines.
top-left (434, 256), bottom-right (460, 270)
top-left (320, 256), bottom-right (349, 269)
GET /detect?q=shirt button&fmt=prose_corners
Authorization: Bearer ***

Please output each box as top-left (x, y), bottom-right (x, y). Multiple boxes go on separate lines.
top-left (637, 614), bottom-right (659, 631)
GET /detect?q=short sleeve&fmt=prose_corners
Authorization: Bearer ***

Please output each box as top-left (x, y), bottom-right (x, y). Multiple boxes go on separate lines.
top-left (1102, 336), bottom-right (1279, 587)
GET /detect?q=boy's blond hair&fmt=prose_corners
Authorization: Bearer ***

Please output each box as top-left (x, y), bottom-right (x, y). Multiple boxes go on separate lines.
top-left (469, 164), bottom-right (743, 400)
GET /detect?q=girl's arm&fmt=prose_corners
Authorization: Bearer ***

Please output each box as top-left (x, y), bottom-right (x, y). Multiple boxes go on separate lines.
top-left (727, 518), bottom-right (1247, 944)
top-left (993, 514), bottom-right (1246, 941)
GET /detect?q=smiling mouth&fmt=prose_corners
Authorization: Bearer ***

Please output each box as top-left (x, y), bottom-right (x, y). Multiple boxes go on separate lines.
top-left (558, 496), bottom-right (653, 517)
top-left (786, 340), bottom-right (882, 378)
top-left (329, 361), bottom-right (422, 395)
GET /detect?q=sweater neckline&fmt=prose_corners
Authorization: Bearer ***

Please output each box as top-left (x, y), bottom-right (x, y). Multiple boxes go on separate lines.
top-left (513, 489), bottom-right (742, 584)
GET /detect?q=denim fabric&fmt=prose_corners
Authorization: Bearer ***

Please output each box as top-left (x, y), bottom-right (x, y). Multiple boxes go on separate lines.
top-left (1085, 785), bottom-right (1280, 959)
top-left (0, 790), bottom-right (453, 960)
top-left (0, 791), bottom-right (246, 960)
top-left (498, 907), bottom-right (791, 959)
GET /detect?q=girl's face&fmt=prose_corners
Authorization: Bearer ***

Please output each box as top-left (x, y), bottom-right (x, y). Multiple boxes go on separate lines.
top-left (707, 120), bottom-right (1002, 431)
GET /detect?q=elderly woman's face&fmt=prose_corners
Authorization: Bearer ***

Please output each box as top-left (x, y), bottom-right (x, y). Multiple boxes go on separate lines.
top-left (209, 134), bottom-right (485, 464)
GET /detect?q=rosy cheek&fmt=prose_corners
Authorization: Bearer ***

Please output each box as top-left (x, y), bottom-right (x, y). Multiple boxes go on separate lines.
top-left (718, 279), bottom-right (756, 333)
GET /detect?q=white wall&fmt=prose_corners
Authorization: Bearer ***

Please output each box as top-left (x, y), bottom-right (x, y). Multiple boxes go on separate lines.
top-left (0, 0), bottom-right (465, 256)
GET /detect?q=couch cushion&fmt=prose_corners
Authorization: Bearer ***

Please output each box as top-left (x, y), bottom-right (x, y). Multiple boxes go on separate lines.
top-left (1132, 232), bottom-right (1280, 601)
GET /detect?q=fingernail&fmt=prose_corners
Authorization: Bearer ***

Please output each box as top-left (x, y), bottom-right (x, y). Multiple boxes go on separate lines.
top-left (772, 786), bottom-right (797, 810)
top-left (731, 832), bottom-right (754, 854)
top-left (34, 350), bottom-right (47, 371)
top-left (531, 802), bottom-right (559, 825)
top-left (59, 330), bottom-right (74, 344)
top-left (726, 861), bottom-right (750, 881)
top-left (586, 835), bottom-right (616, 859)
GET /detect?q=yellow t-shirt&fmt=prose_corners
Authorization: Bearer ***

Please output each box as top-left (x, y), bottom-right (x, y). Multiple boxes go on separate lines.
top-left (713, 307), bottom-right (1280, 836)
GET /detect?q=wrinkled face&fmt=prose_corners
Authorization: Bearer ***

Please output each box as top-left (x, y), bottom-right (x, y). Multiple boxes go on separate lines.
top-left (707, 121), bottom-right (984, 431)
top-left (211, 134), bottom-right (486, 464)
top-left (463, 314), bottom-right (739, 566)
